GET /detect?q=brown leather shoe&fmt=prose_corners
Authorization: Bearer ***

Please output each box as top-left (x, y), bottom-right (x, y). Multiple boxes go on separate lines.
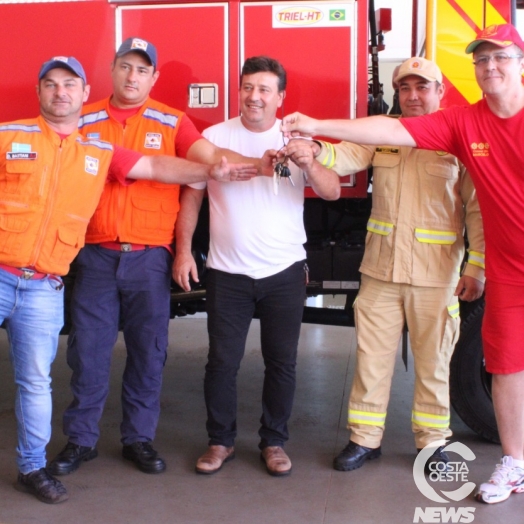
top-left (260, 446), bottom-right (292, 477)
top-left (195, 445), bottom-right (235, 475)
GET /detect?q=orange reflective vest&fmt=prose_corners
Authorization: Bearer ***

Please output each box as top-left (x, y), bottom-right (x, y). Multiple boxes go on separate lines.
top-left (0, 116), bottom-right (113, 275)
top-left (79, 97), bottom-right (183, 245)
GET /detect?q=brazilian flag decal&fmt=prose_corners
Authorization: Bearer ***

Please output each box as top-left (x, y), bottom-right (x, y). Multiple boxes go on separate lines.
top-left (329, 9), bottom-right (345, 21)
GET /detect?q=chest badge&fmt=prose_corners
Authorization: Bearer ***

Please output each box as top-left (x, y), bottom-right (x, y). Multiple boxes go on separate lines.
top-left (85, 156), bottom-right (99, 176)
top-left (145, 133), bottom-right (162, 149)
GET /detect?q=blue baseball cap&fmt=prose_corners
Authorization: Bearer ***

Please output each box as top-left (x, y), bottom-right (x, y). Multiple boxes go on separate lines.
top-left (38, 56), bottom-right (87, 83)
top-left (116, 37), bottom-right (158, 68)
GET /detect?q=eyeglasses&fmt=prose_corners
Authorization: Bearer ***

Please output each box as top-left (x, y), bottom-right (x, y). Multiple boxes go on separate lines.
top-left (472, 53), bottom-right (523, 67)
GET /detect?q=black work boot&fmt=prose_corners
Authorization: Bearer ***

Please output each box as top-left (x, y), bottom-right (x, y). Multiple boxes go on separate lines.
top-left (417, 445), bottom-right (451, 475)
top-left (333, 441), bottom-right (382, 471)
top-left (48, 442), bottom-right (98, 476)
top-left (122, 441), bottom-right (166, 474)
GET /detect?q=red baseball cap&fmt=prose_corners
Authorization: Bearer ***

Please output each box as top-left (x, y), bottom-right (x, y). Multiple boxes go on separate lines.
top-left (466, 23), bottom-right (524, 54)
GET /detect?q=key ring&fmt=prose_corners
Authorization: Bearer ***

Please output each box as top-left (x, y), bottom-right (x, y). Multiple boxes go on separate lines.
top-left (273, 145), bottom-right (295, 195)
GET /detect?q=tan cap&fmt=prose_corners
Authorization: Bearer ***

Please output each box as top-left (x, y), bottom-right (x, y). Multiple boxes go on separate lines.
top-left (394, 57), bottom-right (443, 85)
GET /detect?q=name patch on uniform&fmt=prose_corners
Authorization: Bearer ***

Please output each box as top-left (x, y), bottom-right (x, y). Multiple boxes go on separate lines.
top-left (145, 133), bottom-right (162, 149)
top-left (7, 152), bottom-right (37, 160)
top-left (375, 147), bottom-right (399, 155)
top-left (85, 156), bottom-right (99, 176)
top-left (87, 132), bottom-right (100, 139)
top-left (7, 142), bottom-right (36, 160)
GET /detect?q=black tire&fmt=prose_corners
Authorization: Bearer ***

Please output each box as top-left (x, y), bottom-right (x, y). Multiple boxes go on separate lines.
top-left (450, 299), bottom-right (500, 444)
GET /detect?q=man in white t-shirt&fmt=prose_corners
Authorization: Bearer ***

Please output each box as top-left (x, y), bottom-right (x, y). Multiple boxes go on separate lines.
top-left (174, 56), bottom-right (340, 476)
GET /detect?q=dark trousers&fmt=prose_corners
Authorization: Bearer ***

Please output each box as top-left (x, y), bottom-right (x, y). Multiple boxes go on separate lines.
top-left (63, 244), bottom-right (172, 446)
top-left (204, 261), bottom-right (306, 449)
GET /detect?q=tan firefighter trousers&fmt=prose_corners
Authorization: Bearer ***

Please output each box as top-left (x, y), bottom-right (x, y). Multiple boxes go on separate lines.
top-left (348, 274), bottom-right (460, 449)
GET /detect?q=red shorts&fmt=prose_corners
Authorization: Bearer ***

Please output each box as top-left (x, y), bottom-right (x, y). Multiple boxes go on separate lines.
top-left (482, 281), bottom-right (524, 374)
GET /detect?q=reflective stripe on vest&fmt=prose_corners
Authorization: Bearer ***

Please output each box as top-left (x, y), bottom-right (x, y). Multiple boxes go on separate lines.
top-left (78, 110), bottom-right (110, 129)
top-left (143, 108), bottom-right (179, 128)
top-left (412, 410), bottom-right (450, 429)
top-left (349, 409), bottom-right (386, 427)
top-left (0, 123), bottom-right (40, 133)
top-left (77, 136), bottom-right (113, 152)
top-left (367, 218), bottom-right (394, 236)
top-left (447, 303), bottom-right (460, 319)
top-left (414, 228), bottom-right (456, 244)
top-left (319, 141), bottom-right (336, 169)
top-left (468, 250), bottom-right (485, 269)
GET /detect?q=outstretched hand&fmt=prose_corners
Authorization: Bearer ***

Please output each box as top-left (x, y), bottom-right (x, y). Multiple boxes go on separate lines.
top-left (281, 112), bottom-right (319, 138)
top-left (209, 156), bottom-right (258, 182)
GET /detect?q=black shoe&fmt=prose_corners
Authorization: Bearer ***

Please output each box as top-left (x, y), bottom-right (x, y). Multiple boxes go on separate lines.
top-left (15, 468), bottom-right (69, 504)
top-left (48, 442), bottom-right (98, 476)
top-left (333, 441), bottom-right (382, 471)
top-left (122, 442), bottom-right (166, 474)
top-left (417, 445), bottom-right (451, 475)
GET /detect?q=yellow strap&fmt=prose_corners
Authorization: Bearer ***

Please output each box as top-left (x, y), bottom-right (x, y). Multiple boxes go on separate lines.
top-left (319, 141), bottom-right (336, 169)
top-left (468, 250), bottom-right (485, 269)
top-left (447, 303), bottom-right (460, 319)
top-left (349, 409), bottom-right (386, 426)
top-left (414, 228), bottom-right (456, 245)
top-left (367, 218), bottom-right (394, 236)
top-left (412, 410), bottom-right (450, 428)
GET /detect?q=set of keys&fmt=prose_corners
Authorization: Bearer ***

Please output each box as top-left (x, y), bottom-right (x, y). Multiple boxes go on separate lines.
top-left (273, 154), bottom-right (295, 195)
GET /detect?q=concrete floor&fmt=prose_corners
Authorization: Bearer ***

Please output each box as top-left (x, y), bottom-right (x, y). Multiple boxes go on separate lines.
top-left (0, 316), bottom-right (520, 524)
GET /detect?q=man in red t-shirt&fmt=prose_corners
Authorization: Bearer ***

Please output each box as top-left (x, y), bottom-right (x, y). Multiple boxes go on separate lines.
top-left (281, 23), bottom-right (524, 506)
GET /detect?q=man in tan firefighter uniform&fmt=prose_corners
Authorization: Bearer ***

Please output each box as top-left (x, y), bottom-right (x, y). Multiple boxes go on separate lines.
top-left (307, 57), bottom-right (485, 472)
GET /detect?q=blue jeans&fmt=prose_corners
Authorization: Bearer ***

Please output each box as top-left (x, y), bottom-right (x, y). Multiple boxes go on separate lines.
top-left (63, 244), bottom-right (172, 447)
top-left (204, 262), bottom-right (306, 449)
top-left (0, 268), bottom-right (64, 474)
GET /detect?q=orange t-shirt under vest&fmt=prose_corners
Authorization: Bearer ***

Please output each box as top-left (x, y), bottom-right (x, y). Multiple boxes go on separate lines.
top-left (0, 116), bottom-right (113, 275)
top-left (79, 97), bottom-right (185, 245)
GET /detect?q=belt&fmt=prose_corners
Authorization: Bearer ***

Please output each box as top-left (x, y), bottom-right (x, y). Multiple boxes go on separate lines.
top-left (99, 242), bottom-right (157, 252)
top-left (0, 264), bottom-right (48, 280)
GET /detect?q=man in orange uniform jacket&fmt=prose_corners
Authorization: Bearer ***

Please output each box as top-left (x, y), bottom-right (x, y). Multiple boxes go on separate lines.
top-left (49, 38), bottom-right (266, 478)
top-left (1, 54), bottom-right (256, 505)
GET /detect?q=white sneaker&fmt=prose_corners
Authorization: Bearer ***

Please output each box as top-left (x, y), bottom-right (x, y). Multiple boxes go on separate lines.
top-left (476, 456), bottom-right (524, 504)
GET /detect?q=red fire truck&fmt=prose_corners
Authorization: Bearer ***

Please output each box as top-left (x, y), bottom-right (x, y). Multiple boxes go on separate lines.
top-left (0, 0), bottom-right (522, 444)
